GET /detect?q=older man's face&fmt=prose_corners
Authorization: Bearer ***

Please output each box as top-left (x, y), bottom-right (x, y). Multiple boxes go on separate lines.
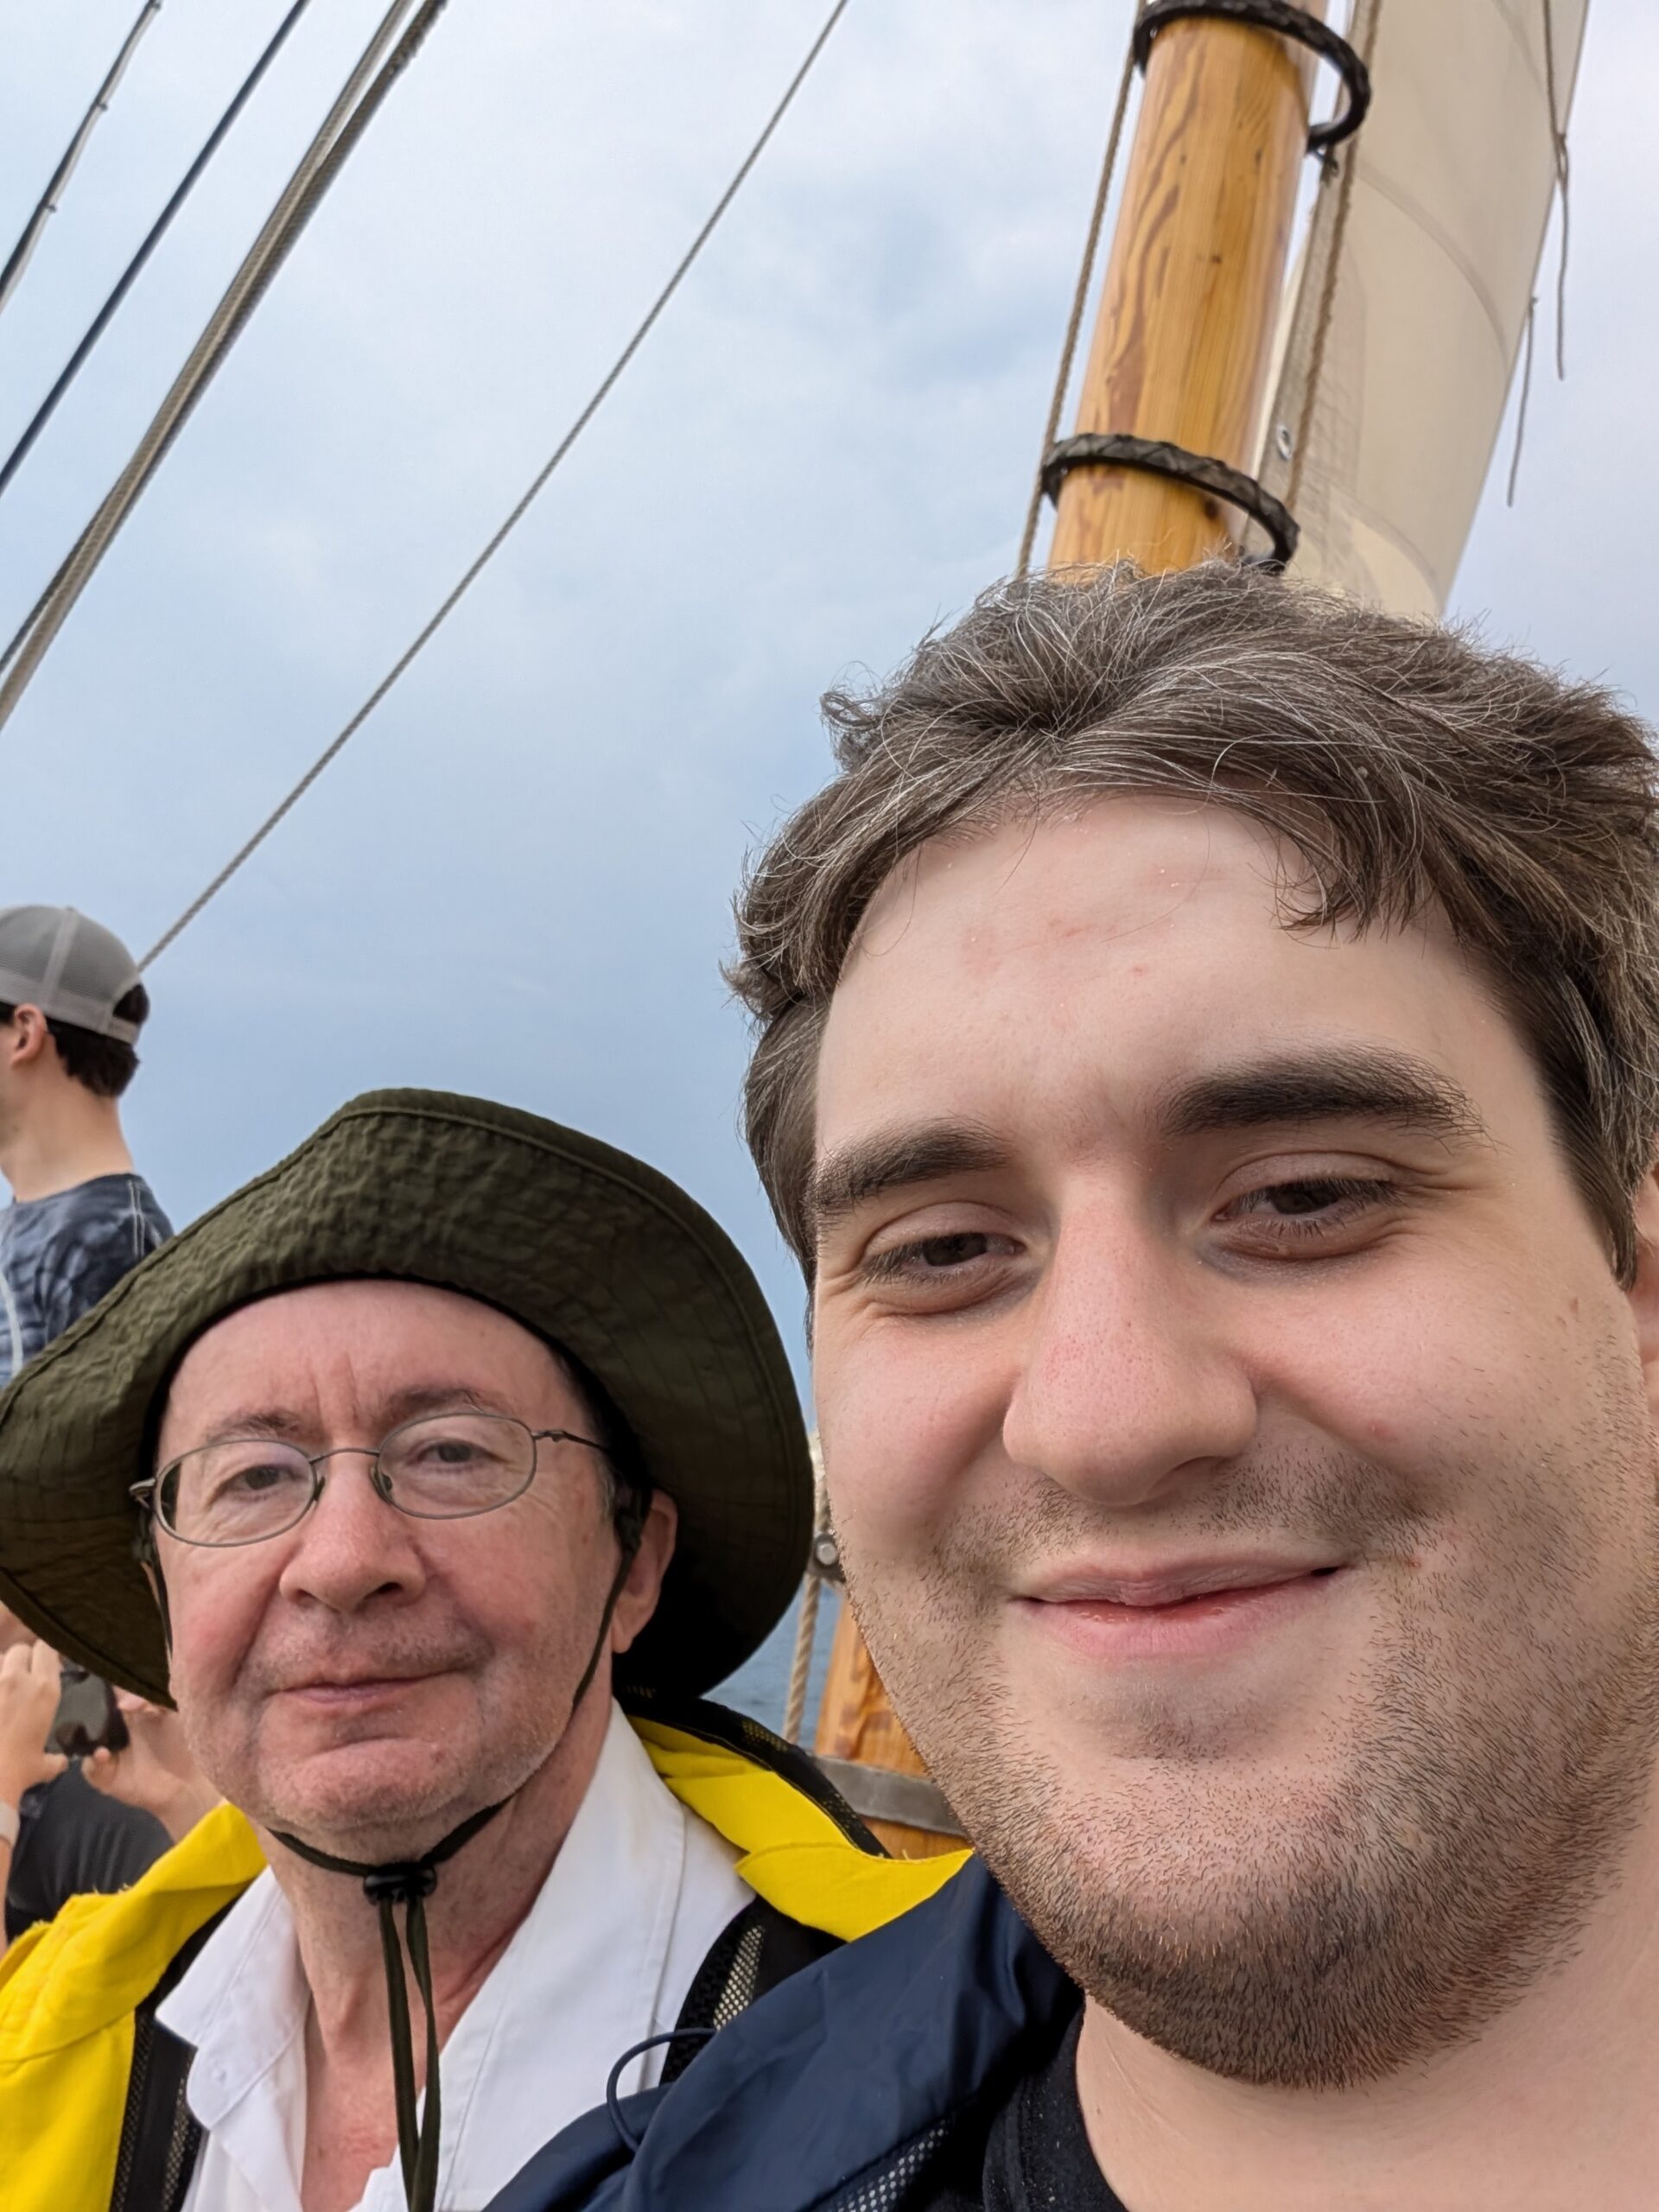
top-left (810, 797), bottom-right (1659, 2088)
top-left (155, 1281), bottom-right (671, 1853)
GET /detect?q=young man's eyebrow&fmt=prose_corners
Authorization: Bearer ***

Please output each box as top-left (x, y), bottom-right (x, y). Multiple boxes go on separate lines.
top-left (810, 1123), bottom-right (1010, 1240)
top-left (1156, 1049), bottom-right (1491, 1146)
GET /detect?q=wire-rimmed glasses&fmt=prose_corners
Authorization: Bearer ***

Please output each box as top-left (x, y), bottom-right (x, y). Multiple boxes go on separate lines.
top-left (130, 1409), bottom-right (608, 1548)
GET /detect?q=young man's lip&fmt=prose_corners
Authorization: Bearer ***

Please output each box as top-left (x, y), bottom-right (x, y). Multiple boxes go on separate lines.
top-left (1022, 1558), bottom-right (1345, 1608)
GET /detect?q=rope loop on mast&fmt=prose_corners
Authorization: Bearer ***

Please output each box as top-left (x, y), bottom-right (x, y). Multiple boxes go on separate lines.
top-left (1041, 433), bottom-right (1300, 569)
top-left (1133, 0), bottom-right (1371, 156)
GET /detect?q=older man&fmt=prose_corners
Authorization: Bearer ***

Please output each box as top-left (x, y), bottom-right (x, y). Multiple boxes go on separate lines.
top-left (0, 1090), bottom-right (953, 2212)
top-left (503, 563), bottom-right (1659, 2211)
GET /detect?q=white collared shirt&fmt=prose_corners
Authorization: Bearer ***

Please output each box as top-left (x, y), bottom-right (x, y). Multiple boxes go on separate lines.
top-left (157, 1703), bottom-right (753, 2212)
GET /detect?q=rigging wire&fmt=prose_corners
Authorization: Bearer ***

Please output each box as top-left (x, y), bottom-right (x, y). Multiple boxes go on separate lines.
top-left (1540, 0), bottom-right (1571, 378)
top-left (140, 0), bottom-right (855, 970)
top-left (1506, 296), bottom-right (1539, 507)
top-left (0, 0), bottom-right (319, 508)
top-left (1505, 0), bottom-right (1573, 505)
top-left (0, 0), bottom-right (437, 729)
top-left (1282, 0), bottom-right (1380, 524)
top-left (1013, 35), bottom-right (1138, 580)
top-left (0, 0), bottom-right (165, 323)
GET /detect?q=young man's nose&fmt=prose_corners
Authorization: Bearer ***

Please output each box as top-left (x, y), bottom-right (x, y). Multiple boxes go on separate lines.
top-left (1001, 1207), bottom-right (1258, 1509)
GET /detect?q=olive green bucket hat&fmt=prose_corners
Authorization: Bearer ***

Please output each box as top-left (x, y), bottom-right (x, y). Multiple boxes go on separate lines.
top-left (0, 1089), bottom-right (812, 1705)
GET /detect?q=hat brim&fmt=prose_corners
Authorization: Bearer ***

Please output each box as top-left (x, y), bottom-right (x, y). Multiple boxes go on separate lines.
top-left (0, 1090), bottom-right (811, 1703)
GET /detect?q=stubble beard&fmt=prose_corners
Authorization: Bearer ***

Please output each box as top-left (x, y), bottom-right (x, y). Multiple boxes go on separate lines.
top-left (845, 1408), bottom-right (1659, 2090)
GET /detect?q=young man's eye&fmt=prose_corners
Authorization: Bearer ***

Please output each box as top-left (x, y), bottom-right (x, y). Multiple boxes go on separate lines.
top-left (1218, 1175), bottom-right (1397, 1237)
top-left (861, 1230), bottom-right (1016, 1284)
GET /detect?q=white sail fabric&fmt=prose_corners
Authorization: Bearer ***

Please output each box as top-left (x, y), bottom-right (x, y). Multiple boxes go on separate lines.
top-left (1255, 0), bottom-right (1590, 616)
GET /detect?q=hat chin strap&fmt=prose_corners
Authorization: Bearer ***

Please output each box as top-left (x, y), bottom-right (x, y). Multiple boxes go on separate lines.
top-left (268, 1545), bottom-right (637, 2212)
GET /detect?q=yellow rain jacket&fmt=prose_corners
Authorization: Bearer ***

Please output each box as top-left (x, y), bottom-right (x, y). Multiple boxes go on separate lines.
top-left (0, 1707), bottom-right (966, 2212)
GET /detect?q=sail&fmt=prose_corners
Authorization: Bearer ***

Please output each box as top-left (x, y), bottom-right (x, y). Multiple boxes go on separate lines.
top-left (1255, 0), bottom-right (1590, 616)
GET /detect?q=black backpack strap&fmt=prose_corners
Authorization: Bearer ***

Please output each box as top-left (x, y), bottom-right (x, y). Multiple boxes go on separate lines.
top-left (662, 1895), bottom-right (841, 2084)
top-left (107, 1904), bottom-right (233, 2212)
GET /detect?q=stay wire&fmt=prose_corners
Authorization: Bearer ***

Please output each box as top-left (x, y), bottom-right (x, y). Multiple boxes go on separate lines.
top-left (0, 0), bottom-right (319, 507)
top-left (1540, 0), bottom-right (1571, 378)
top-left (1013, 33), bottom-right (1138, 580)
top-left (0, 0), bottom-right (434, 717)
top-left (0, 0), bottom-right (165, 321)
top-left (1284, 0), bottom-right (1381, 520)
top-left (1507, 1), bottom-right (1573, 506)
top-left (1506, 295), bottom-right (1538, 507)
top-left (140, 0), bottom-right (855, 970)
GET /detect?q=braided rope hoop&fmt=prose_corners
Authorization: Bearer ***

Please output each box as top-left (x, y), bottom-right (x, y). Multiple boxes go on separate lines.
top-left (1041, 432), bottom-right (1300, 569)
top-left (1134, 0), bottom-right (1372, 155)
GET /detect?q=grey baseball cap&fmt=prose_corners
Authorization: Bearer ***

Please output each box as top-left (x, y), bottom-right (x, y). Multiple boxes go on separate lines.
top-left (0, 906), bottom-right (144, 1044)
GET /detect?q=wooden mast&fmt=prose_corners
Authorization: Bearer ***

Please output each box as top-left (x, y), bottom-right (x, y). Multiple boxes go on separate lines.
top-left (1051, 11), bottom-right (1317, 569)
top-left (814, 6), bottom-right (1321, 1857)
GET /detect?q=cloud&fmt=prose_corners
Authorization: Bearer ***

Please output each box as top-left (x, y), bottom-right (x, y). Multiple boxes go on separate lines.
top-left (0, 0), bottom-right (1649, 1408)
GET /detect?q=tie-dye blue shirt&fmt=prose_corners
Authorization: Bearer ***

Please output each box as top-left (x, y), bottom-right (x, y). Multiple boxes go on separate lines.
top-left (0, 1172), bottom-right (171, 1388)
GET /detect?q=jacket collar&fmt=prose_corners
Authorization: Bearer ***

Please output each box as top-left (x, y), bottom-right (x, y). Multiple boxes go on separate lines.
top-left (487, 1859), bottom-right (1074, 2212)
top-left (626, 1695), bottom-right (966, 1941)
top-left (0, 1699), bottom-right (957, 2064)
top-left (0, 1801), bottom-right (263, 2058)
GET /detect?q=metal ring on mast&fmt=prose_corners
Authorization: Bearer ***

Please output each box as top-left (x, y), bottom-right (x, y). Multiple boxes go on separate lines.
top-left (1133, 0), bottom-right (1372, 154)
top-left (1040, 433), bottom-right (1300, 569)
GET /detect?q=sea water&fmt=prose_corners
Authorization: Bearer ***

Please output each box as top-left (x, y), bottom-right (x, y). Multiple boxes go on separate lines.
top-left (713, 1586), bottom-right (841, 1743)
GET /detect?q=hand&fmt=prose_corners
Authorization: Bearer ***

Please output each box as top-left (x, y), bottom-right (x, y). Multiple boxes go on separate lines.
top-left (0, 1637), bottom-right (68, 1812)
top-left (83, 1692), bottom-right (220, 1843)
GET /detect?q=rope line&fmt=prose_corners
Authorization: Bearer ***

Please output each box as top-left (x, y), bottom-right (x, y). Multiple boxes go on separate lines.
top-left (0, 0), bottom-right (435, 718)
top-left (0, 0), bottom-right (164, 321)
top-left (783, 1449), bottom-right (831, 1745)
top-left (140, 0), bottom-right (854, 969)
top-left (1506, 294), bottom-right (1538, 507)
top-left (0, 0), bottom-right (319, 507)
top-left (1540, 0), bottom-right (1571, 378)
top-left (1507, 2), bottom-right (1573, 506)
top-left (1014, 35), bottom-right (1138, 579)
top-left (1283, 0), bottom-right (1379, 520)
top-left (782, 1573), bottom-right (823, 1746)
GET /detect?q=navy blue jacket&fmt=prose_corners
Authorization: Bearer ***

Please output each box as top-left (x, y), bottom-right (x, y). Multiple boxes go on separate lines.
top-left (485, 1859), bottom-right (1074, 2212)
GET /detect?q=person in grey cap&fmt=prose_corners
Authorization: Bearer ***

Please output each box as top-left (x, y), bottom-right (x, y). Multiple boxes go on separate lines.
top-left (0, 904), bottom-right (177, 1951)
top-left (0, 903), bottom-right (170, 1388)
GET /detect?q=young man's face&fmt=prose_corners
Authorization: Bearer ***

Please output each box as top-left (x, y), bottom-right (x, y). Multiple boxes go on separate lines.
top-left (810, 798), bottom-right (1659, 2088)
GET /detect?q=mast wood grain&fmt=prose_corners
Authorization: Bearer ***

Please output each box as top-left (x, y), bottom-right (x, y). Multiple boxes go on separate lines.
top-left (1050, 14), bottom-right (1315, 571)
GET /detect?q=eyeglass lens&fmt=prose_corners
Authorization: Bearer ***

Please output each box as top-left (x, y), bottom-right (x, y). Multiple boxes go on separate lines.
top-left (160, 1412), bottom-right (540, 1544)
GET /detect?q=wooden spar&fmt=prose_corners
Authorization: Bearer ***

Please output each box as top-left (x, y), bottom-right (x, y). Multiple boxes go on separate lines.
top-left (1052, 12), bottom-right (1318, 569)
top-left (811, 9), bottom-right (1320, 1858)
top-left (814, 1599), bottom-right (951, 1860)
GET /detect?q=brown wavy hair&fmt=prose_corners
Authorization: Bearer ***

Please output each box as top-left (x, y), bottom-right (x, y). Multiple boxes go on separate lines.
top-left (729, 563), bottom-right (1659, 1282)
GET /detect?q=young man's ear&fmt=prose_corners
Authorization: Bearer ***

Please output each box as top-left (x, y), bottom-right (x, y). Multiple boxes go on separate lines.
top-left (1625, 1167), bottom-right (1659, 1429)
top-left (1, 1006), bottom-right (52, 1069)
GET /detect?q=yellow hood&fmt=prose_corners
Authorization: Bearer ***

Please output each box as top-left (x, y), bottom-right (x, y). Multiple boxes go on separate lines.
top-left (0, 1713), bottom-right (965, 2211)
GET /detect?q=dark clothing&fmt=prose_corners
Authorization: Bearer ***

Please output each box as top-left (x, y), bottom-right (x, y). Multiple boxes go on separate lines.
top-left (0, 1168), bottom-right (173, 1939)
top-left (0, 1171), bottom-right (170, 1387)
top-left (484, 1858), bottom-right (1081, 2212)
top-left (922, 2011), bottom-right (1127, 2212)
top-left (5, 1764), bottom-right (169, 1944)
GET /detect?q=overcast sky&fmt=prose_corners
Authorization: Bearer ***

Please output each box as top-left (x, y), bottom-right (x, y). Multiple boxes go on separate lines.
top-left (2, 2), bottom-right (1652, 1704)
